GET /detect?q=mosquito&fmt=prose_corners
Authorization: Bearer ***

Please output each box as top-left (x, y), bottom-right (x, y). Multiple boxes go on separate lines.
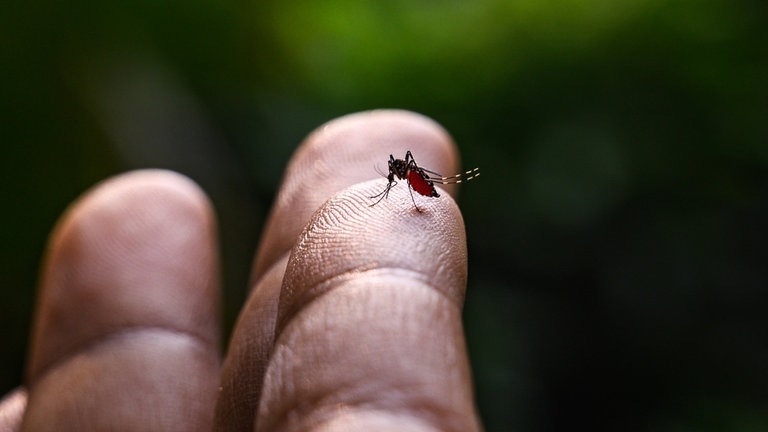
top-left (369, 150), bottom-right (480, 211)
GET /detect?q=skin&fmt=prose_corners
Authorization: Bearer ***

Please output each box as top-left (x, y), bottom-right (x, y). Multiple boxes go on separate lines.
top-left (0, 110), bottom-right (481, 431)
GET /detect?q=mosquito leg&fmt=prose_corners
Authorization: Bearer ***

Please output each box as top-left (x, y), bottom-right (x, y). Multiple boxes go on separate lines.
top-left (406, 178), bottom-right (422, 212)
top-left (369, 181), bottom-right (396, 206)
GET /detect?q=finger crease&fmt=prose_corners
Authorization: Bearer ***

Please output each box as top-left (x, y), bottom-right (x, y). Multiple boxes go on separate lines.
top-left (277, 266), bottom-right (460, 334)
top-left (30, 325), bottom-right (216, 386)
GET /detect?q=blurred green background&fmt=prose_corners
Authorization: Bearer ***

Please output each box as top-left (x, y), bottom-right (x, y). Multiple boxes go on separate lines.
top-left (2, 0), bottom-right (768, 430)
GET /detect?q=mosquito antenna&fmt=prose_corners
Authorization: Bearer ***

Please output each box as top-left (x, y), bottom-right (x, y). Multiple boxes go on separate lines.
top-left (373, 163), bottom-right (388, 178)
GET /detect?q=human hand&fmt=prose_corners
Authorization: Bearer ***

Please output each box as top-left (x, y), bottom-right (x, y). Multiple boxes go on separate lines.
top-left (0, 110), bottom-right (481, 431)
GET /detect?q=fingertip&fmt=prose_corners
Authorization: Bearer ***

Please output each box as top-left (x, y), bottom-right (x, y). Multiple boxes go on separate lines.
top-left (278, 180), bottom-right (468, 331)
top-left (24, 169), bottom-right (222, 430)
top-left (252, 109), bottom-right (461, 282)
top-left (29, 168), bottom-right (221, 381)
top-left (58, 169), bottom-right (213, 229)
top-left (0, 388), bottom-right (27, 431)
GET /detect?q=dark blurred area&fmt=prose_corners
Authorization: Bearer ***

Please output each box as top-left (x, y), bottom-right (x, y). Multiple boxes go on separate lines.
top-left (2, 0), bottom-right (767, 430)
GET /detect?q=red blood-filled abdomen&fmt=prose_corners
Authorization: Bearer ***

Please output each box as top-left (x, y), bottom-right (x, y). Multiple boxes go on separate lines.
top-left (407, 170), bottom-right (439, 197)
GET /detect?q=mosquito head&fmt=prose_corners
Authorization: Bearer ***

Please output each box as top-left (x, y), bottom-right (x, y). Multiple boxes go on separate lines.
top-left (390, 157), bottom-right (409, 180)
